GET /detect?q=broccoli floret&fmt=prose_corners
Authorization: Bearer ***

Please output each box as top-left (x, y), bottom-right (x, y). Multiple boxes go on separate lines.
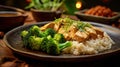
top-left (29, 25), bottom-right (39, 35)
top-left (20, 30), bottom-right (28, 38)
top-left (46, 39), bottom-right (60, 55)
top-left (28, 36), bottom-right (43, 50)
top-left (53, 33), bottom-right (66, 43)
top-left (40, 37), bottom-right (49, 52)
top-left (29, 25), bottom-right (45, 37)
top-left (44, 28), bottom-right (56, 37)
top-left (58, 41), bottom-right (72, 51)
top-left (47, 35), bottom-right (52, 40)
top-left (20, 30), bottom-right (29, 47)
top-left (20, 25), bottom-right (42, 48)
top-left (46, 40), bottom-right (72, 55)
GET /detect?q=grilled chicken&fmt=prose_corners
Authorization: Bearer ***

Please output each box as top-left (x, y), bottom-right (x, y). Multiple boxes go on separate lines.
top-left (85, 27), bottom-right (97, 39)
top-left (40, 22), bottom-right (55, 31)
top-left (40, 19), bottom-right (104, 42)
top-left (54, 22), bottom-right (62, 31)
top-left (92, 26), bottom-right (104, 37)
top-left (58, 27), bottom-right (71, 40)
top-left (73, 31), bottom-right (89, 42)
top-left (68, 25), bottom-right (78, 40)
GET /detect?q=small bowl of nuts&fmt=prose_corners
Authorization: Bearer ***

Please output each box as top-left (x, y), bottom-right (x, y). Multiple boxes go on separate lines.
top-left (75, 5), bottom-right (120, 24)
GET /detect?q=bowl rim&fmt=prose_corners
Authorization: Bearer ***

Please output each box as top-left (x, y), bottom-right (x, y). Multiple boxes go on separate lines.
top-left (30, 8), bottom-right (63, 13)
top-left (74, 9), bottom-right (120, 20)
top-left (0, 5), bottom-right (28, 17)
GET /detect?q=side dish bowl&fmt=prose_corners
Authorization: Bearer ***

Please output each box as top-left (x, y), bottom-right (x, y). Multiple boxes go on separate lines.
top-left (75, 9), bottom-right (120, 24)
top-left (0, 5), bottom-right (27, 32)
top-left (31, 9), bottom-right (62, 22)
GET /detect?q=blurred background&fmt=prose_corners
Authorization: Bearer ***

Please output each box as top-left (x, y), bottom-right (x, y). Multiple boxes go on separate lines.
top-left (0, 0), bottom-right (120, 12)
top-left (0, 0), bottom-right (120, 37)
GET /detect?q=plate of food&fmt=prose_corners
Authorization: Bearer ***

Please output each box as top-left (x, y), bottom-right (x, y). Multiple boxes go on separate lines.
top-left (75, 5), bottom-right (120, 24)
top-left (3, 17), bottom-right (120, 62)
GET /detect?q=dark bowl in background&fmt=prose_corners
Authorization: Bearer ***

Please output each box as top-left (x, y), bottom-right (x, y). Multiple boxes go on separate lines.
top-left (75, 9), bottom-right (120, 24)
top-left (31, 9), bottom-right (62, 22)
top-left (0, 5), bottom-right (28, 32)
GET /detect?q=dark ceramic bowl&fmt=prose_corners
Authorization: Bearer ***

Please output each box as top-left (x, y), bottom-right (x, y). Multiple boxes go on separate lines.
top-left (31, 9), bottom-right (62, 22)
top-left (0, 5), bottom-right (28, 32)
top-left (75, 9), bottom-right (120, 24)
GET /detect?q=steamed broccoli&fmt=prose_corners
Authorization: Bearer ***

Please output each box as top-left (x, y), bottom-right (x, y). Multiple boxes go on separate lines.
top-left (46, 39), bottom-right (60, 55)
top-left (58, 41), bottom-right (72, 51)
top-left (47, 35), bottom-right (52, 40)
top-left (44, 28), bottom-right (56, 37)
top-left (20, 25), bottom-right (71, 55)
top-left (28, 36), bottom-right (43, 50)
top-left (54, 33), bottom-right (66, 43)
top-left (28, 26), bottom-right (56, 37)
top-left (20, 25), bottom-right (43, 48)
top-left (20, 30), bottom-right (28, 38)
top-left (29, 25), bottom-right (45, 37)
top-left (46, 40), bottom-right (72, 55)
top-left (40, 37), bottom-right (49, 52)
top-left (20, 30), bottom-right (29, 47)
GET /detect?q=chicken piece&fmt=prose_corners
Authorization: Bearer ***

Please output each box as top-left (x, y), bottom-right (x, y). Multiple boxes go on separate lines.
top-left (73, 31), bottom-right (88, 42)
top-left (85, 27), bottom-right (97, 39)
top-left (92, 27), bottom-right (104, 37)
top-left (40, 22), bottom-right (55, 31)
top-left (58, 27), bottom-right (71, 40)
top-left (54, 22), bottom-right (62, 32)
top-left (68, 25), bottom-right (78, 39)
top-left (58, 27), bottom-right (65, 34)
top-left (63, 33), bottom-right (71, 40)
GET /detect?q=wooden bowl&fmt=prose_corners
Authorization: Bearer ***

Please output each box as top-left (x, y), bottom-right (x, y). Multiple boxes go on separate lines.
top-left (75, 9), bottom-right (120, 24)
top-left (0, 5), bottom-right (28, 32)
top-left (31, 9), bottom-right (62, 22)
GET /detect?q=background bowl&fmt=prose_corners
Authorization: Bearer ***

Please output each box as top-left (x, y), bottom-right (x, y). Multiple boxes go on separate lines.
top-left (75, 9), bottom-right (120, 24)
top-left (31, 9), bottom-right (62, 22)
top-left (0, 5), bottom-right (27, 32)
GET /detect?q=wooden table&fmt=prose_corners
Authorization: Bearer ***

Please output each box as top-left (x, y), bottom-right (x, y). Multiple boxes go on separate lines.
top-left (0, 12), bottom-right (120, 67)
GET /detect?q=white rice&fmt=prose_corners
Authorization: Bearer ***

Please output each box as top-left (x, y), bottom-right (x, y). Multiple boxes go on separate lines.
top-left (62, 32), bottom-right (115, 55)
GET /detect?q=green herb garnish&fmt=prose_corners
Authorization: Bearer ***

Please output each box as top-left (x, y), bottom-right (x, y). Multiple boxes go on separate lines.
top-left (77, 22), bottom-right (92, 32)
top-left (54, 17), bottom-right (92, 32)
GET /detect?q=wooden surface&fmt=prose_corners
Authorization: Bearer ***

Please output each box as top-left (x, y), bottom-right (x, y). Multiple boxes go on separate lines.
top-left (0, 12), bottom-right (120, 67)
